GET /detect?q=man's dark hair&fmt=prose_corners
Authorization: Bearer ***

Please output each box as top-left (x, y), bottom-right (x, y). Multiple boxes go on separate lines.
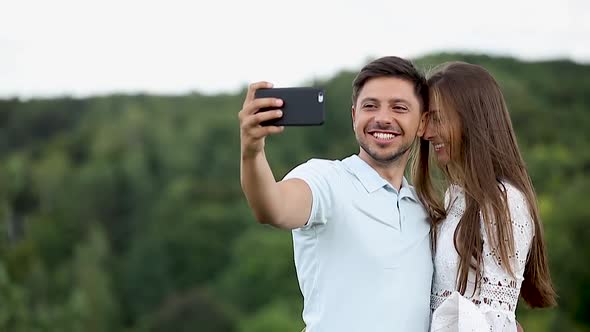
top-left (352, 56), bottom-right (428, 112)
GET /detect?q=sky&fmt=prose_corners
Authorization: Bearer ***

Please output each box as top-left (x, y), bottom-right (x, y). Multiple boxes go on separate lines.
top-left (1, 0), bottom-right (588, 98)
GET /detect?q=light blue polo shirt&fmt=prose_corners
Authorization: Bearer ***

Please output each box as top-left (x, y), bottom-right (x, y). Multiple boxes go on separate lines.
top-left (283, 155), bottom-right (433, 332)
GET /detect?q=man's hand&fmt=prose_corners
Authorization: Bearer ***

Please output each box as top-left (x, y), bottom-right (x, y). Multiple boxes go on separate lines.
top-left (239, 82), bottom-right (313, 230)
top-left (239, 81), bottom-right (285, 160)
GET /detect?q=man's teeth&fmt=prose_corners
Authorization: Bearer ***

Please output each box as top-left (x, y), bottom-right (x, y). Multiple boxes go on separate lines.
top-left (372, 132), bottom-right (396, 140)
top-left (434, 143), bottom-right (445, 150)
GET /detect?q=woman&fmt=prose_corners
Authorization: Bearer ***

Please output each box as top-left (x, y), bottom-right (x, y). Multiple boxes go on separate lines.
top-left (412, 62), bottom-right (556, 331)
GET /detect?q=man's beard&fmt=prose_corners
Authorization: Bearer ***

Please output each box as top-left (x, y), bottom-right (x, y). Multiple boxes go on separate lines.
top-left (358, 138), bottom-right (413, 165)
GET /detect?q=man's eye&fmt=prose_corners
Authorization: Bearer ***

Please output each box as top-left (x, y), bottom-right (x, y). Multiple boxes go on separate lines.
top-left (394, 106), bottom-right (408, 111)
top-left (364, 104), bottom-right (376, 109)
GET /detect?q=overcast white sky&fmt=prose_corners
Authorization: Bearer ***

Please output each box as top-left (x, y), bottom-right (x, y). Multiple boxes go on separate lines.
top-left (1, 0), bottom-right (588, 98)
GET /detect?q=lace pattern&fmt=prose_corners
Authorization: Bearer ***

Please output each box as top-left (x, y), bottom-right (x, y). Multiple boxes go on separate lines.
top-left (430, 183), bottom-right (533, 331)
top-left (480, 276), bottom-right (520, 311)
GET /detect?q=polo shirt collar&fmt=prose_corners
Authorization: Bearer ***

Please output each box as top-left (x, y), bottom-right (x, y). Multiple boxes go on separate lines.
top-left (342, 155), bottom-right (418, 201)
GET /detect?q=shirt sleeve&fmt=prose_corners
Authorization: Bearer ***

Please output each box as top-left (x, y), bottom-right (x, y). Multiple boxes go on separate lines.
top-left (431, 291), bottom-right (490, 332)
top-left (477, 184), bottom-right (534, 331)
top-left (282, 159), bottom-right (335, 230)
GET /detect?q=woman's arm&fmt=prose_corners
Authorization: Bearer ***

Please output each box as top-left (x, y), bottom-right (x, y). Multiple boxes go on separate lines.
top-left (478, 185), bottom-right (534, 331)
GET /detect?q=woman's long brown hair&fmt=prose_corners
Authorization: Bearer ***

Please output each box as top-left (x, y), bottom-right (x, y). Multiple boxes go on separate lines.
top-left (412, 61), bottom-right (556, 308)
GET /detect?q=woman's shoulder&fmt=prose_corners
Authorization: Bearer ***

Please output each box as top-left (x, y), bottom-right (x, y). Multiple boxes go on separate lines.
top-left (444, 184), bottom-right (463, 202)
top-left (498, 181), bottom-right (535, 231)
top-left (498, 181), bottom-right (528, 207)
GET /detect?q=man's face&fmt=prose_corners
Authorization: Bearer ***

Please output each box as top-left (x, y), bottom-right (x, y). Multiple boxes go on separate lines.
top-left (352, 76), bottom-right (423, 165)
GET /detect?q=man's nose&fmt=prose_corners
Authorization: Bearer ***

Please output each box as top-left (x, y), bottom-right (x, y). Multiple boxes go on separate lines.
top-left (374, 107), bottom-right (392, 125)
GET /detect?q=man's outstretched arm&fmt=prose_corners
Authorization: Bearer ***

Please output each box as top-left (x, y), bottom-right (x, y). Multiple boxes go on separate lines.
top-left (239, 82), bottom-right (312, 230)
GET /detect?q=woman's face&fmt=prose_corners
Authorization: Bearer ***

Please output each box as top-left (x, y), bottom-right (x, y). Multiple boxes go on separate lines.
top-left (422, 92), bottom-right (462, 166)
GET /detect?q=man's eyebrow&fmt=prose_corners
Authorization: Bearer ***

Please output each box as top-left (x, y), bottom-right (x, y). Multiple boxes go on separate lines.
top-left (359, 97), bottom-right (379, 103)
top-left (389, 98), bottom-right (412, 105)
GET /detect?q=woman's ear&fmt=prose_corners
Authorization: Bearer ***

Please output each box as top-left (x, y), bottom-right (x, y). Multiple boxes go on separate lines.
top-left (417, 112), bottom-right (428, 137)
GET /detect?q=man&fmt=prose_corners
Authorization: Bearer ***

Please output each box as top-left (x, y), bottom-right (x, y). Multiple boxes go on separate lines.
top-left (239, 56), bottom-right (431, 331)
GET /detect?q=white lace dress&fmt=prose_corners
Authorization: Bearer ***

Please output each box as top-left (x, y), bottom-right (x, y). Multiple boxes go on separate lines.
top-left (430, 183), bottom-right (534, 332)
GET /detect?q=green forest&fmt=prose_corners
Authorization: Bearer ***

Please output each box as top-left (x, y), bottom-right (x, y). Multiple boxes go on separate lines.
top-left (0, 53), bottom-right (588, 331)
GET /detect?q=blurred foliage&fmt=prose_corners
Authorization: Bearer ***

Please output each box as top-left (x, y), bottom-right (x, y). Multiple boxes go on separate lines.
top-left (0, 53), bottom-right (588, 331)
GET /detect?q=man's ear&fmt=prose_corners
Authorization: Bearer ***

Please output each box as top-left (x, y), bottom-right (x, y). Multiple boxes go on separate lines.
top-left (417, 112), bottom-right (428, 137)
top-left (351, 105), bottom-right (356, 128)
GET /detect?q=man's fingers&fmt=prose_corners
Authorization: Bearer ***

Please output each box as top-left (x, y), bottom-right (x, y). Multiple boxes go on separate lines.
top-left (266, 125), bottom-right (285, 135)
top-left (244, 81), bottom-right (273, 105)
top-left (243, 110), bottom-right (283, 128)
top-left (243, 97), bottom-right (283, 115)
top-left (241, 110), bottom-right (285, 139)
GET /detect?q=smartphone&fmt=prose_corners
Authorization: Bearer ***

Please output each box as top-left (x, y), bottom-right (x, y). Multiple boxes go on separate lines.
top-left (255, 87), bottom-right (325, 126)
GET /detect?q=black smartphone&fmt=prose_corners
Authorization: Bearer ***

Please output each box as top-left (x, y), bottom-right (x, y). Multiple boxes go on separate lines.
top-left (255, 87), bottom-right (325, 126)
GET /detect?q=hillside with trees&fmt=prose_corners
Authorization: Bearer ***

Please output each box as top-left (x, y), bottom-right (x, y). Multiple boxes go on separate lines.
top-left (0, 53), bottom-right (588, 331)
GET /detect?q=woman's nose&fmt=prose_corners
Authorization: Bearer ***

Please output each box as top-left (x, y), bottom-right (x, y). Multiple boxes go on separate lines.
top-left (423, 122), bottom-right (436, 140)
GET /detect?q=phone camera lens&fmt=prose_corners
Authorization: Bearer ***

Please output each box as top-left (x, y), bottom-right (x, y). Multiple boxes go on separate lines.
top-left (318, 92), bottom-right (324, 103)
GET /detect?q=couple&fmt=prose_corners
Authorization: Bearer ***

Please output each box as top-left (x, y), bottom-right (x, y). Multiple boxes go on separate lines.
top-left (238, 56), bottom-right (556, 331)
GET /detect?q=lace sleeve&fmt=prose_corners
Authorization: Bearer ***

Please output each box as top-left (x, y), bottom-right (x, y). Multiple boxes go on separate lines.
top-left (478, 184), bottom-right (534, 331)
